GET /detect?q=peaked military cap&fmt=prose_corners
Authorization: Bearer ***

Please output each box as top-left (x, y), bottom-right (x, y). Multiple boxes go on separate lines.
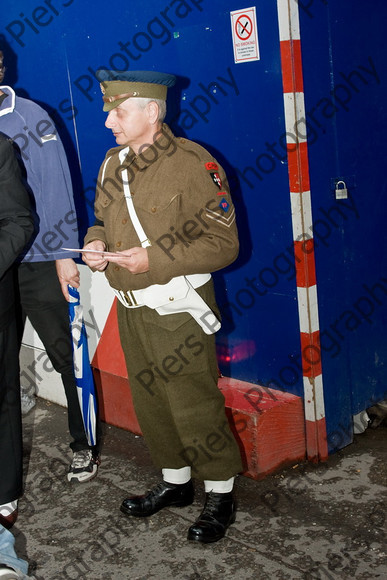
top-left (97, 70), bottom-right (176, 111)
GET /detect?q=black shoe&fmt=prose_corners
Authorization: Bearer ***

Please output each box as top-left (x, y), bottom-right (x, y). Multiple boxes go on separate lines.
top-left (120, 480), bottom-right (194, 518)
top-left (187, 491), bottom-right (236, 543)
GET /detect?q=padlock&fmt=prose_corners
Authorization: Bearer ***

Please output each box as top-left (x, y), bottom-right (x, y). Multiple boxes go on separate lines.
top-left (335, 180), bottom-right (348, 199)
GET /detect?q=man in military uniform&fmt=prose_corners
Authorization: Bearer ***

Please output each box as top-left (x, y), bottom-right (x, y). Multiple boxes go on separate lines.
top-left (82, 70), bottom-right (242, 543)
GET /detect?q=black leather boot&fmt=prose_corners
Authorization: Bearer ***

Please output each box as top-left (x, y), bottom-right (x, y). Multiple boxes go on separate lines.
top-left (187, 491), bottom-right (236, 543)
top-left (120, 480), bottom-right (194, 517)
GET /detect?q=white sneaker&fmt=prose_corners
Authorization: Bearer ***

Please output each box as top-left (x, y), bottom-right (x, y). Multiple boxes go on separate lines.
top-left (0, 564), bottom-right (22, 579)
top-left (0, 500), bottom-right (18, 529)
top-left (67, 450), bottom-right (100, 483)
top-left (20, 392), bottom-right (36, 416)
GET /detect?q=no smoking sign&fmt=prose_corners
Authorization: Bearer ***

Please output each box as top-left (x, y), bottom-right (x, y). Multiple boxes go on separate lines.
top-left (236, 14), bottom-right (253, 40)
top-left (230, 6), bottom-right (260, 63)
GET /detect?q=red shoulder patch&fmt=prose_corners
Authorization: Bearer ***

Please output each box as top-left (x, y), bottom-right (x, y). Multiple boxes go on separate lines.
top-left (205, 162), bottom-right (219, 171)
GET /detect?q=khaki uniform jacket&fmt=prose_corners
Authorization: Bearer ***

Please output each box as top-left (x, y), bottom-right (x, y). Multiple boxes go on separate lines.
top-left (84, 124), bottom-right (239, 291)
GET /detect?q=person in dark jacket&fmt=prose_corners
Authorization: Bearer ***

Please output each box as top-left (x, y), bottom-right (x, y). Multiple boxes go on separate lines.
top-left (0, 50), bottom-right (100, 482)
top-left (0, 132), bottom-right (34, 529)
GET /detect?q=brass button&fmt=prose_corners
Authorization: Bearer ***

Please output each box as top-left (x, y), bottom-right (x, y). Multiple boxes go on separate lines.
top-left (116, 241), bottom-right (122, 248)
top-left (169, 296), bottom-right (174, 301)
top-left (122, 218), bottom-right (127, 224)
top-left (151, 207), bottom-right (157, 213)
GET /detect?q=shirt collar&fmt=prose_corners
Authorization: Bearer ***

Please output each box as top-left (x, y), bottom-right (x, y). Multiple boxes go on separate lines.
top-left (0, 86), bottom-right (16, 117)
top-left (120, 124), bottom-right (175, 170)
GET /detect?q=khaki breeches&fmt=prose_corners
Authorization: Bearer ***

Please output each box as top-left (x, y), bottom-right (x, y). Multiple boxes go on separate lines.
top-left (117, 280), bottom-right (243, 480)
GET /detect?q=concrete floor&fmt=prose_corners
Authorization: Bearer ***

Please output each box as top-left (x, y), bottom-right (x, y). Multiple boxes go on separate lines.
top-left (13, 399), bottom-right (387, 579)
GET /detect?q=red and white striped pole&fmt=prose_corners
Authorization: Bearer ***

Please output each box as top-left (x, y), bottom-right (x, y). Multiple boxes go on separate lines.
top-left (277, 0), bottom-right (328, 461)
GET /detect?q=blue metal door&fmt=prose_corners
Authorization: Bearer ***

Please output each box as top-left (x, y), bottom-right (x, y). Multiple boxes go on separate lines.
top-left (299, 0), bottom-right (387, 448)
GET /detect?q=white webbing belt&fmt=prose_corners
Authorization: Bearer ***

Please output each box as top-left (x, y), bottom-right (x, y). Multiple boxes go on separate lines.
top-left (119, 147), bottom-right (151, 248)
top-left (110, 147), bottom-right (221, 335)
top-left (115, 273), bottom-right (210, 308)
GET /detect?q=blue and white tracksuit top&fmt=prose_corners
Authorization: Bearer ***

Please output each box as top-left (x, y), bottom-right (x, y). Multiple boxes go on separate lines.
top-left (0, 86), bottom-right (79, 263)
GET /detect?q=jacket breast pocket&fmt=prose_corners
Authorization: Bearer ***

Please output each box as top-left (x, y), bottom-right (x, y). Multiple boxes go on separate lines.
top-left (139, 193), bottom-right (182, 241)
top-left (97, 193), bottom-right (124, 231)
top-left (99, 193), bottom-right (114, 210)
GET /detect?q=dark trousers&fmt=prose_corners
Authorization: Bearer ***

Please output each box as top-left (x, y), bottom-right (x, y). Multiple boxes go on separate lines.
top-left (16, 261), bottom-right (96, 453)
top-left (117, 280), bottom-right (242, 481)
top-left (0, 306), bottom-right (23, 504)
